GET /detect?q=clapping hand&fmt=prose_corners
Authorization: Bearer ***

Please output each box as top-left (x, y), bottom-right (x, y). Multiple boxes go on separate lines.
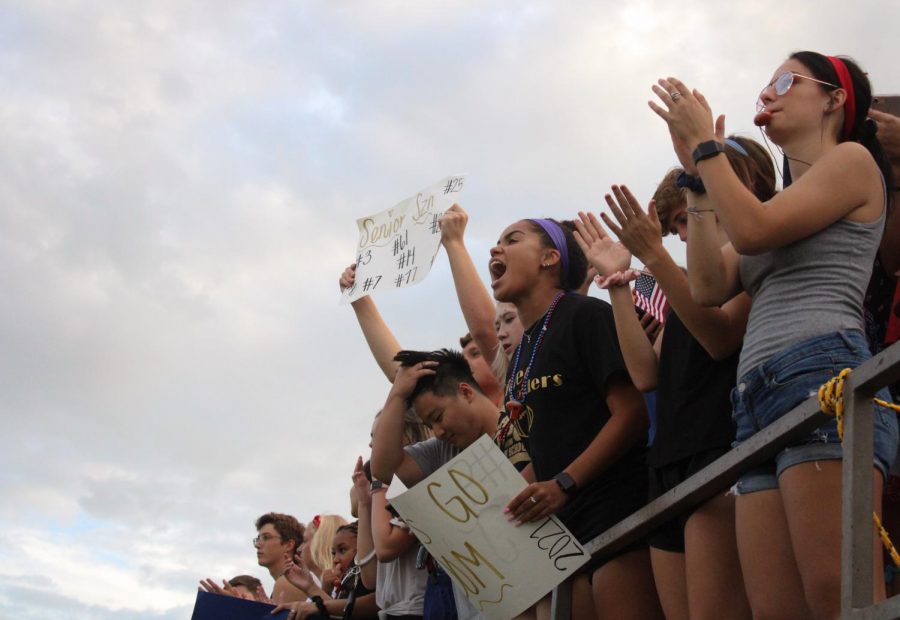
top-left (573, 211), bottom-right (632, 278)
top-left (600, 185), bottom-right (665, 262)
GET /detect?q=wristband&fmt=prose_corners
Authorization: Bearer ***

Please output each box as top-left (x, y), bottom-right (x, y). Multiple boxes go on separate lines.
top-left (691, 140), bottom-right (725, 165)
top-left (310, 595), bottom-right (329, 617)
top-left (593, 268), bottom-right (641, 290)
top-left (686, 205), bottom-right (715, 220)
top-left (356, 548), bottom-right (377, 567)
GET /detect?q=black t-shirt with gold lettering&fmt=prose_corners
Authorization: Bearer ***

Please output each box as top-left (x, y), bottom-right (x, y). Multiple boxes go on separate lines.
top-left (495, 407), bottom-right (532, 472)
top-left (507, 293), bottom-right (648, 543)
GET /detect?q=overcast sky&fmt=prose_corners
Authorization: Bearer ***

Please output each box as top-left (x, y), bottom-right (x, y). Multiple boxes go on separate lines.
top-left (0, 1), bottom-right (897, 617)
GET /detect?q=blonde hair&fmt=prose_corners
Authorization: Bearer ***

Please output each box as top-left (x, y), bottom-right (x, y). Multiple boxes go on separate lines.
top-left (309, 514), bottom-right (348, 573)
top-left (490, 345), bottom-right (509, 389)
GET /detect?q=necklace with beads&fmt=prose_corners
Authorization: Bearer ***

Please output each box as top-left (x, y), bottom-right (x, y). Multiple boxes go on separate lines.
top-left (497, 291), bottom-right (565, 445)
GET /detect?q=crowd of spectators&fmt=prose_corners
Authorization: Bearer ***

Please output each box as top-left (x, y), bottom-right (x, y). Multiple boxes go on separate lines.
top-left (199, 50), bottom-right (900, 620)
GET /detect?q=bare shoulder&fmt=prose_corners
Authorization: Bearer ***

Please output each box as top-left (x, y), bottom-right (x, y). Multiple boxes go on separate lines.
top-left (273, 575), bottom-right (306, 603)
top-left (776, 141), bottom-right (883, 226)
top-left (824, 142), bottom-right (885, 222)
top-left (818, 141), bottom-right (881, 181)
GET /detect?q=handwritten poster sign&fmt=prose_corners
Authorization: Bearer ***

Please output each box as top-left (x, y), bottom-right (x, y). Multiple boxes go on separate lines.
top-left (387, 436), bottom-right (589, 620)
top-left (342, 175), bottom-right (466, 303)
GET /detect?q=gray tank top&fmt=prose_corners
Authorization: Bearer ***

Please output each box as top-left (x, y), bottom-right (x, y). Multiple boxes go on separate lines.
top-left (738, 195), bottom-right (886, 379)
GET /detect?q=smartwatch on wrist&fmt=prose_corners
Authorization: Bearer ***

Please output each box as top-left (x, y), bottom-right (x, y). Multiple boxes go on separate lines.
top-left (691, 140), bottom-right (725, 166)
top-left (369, 480), bottom-right (386, 492)
top-left (553, 472), bottom-right (578, 498)
top-left (310, 595), bottom-right (329, 617)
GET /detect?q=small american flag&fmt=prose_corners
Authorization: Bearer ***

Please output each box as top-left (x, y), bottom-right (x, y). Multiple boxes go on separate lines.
top-left (633, 273), bottom-right (670, 323)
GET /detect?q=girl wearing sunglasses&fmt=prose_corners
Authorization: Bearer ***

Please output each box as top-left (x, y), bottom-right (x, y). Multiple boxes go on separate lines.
top-left (649, 52), bottom-right (897, 619)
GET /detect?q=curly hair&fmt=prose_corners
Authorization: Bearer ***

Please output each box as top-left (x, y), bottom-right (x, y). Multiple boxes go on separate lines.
top-left (651, 168), bottom-right (686, 234)
top-left (254, 512), bottom-right (304, 556)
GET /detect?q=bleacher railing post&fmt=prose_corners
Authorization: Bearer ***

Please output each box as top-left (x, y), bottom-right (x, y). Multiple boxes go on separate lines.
top-left (841, 373), bottom-right (876, 615)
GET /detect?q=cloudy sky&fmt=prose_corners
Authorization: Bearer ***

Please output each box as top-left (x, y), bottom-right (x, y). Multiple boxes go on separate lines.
top-left (0, 1), bottom-right (897, 617)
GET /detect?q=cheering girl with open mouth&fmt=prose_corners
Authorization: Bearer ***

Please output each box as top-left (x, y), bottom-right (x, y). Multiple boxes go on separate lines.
top-left (494, 217), bottom-right (663, 619)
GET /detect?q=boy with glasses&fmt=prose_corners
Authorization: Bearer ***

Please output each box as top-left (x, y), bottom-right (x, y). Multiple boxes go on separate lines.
top-left (254, 512), bottom-right (306, 604)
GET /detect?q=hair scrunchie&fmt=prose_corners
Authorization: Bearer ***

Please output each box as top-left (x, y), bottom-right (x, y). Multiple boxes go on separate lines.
top-left (594, 269), bottom-right (641, 289)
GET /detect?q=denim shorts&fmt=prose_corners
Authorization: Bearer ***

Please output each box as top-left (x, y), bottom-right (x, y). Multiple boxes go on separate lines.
top-left (731, 330), bottom-right (899, 495)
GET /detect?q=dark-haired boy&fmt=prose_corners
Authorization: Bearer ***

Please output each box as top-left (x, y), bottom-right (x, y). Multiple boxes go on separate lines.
top-left (370, 348), bottom-right (501, 620)
top-left (370, 349), bottom-right (499, 485)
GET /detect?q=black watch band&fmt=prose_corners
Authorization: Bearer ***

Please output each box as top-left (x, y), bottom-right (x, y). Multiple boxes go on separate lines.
top-left (370, 480), bottom-right (385, 492)
top-left (691, 140), bottom-right (725, 166)
top-left (310, 595), bottom-right (329, 617)
top-left (553, 472), bottom-right (578, 497)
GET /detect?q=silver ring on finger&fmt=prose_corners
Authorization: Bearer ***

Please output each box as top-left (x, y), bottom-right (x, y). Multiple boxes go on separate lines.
top-left (670, 91), bottom-right (682, 102)
top-left (529, 496), bottom-right (538, 504)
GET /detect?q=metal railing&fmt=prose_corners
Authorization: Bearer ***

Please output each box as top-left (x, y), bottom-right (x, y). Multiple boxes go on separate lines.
top-left (549, 341), bottom-right (900, 620)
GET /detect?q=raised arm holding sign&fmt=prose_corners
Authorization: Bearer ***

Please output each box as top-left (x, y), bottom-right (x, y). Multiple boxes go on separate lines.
top-left (342, 176), bottom-right (466, 304)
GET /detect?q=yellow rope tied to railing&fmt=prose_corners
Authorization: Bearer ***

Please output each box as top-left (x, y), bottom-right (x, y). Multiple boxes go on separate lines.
top-left (818, 368), bottom-right (900, 567)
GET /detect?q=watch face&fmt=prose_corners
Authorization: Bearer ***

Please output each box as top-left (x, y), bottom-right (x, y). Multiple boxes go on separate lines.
top-left (693, 140), bottom-right (725, 164)
top-left (555, 472), bottom-right (576, 493)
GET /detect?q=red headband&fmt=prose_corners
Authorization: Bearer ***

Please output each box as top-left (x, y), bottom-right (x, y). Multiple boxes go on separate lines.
top-left (827, 56), bottom-right (856, 140)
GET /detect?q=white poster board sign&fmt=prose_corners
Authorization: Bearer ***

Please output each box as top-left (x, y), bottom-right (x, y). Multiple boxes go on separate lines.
top-left (342, 175), bottom-right (466, 303)
top-left (387, 436), bottom-right (589, 620)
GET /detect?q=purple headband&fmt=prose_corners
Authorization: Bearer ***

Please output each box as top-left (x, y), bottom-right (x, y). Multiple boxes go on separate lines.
top-left (529, 218), bottom-right (570, 284)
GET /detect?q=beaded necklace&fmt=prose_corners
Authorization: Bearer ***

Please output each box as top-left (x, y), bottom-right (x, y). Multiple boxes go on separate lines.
top-left (498, 291), bottom-right (565, 443)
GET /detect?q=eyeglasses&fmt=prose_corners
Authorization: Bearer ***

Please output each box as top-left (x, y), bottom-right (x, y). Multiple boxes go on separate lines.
top-left (757, 71), bottom-right (839, 111)
top-left (252, 533), bottom-right (282, 547)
